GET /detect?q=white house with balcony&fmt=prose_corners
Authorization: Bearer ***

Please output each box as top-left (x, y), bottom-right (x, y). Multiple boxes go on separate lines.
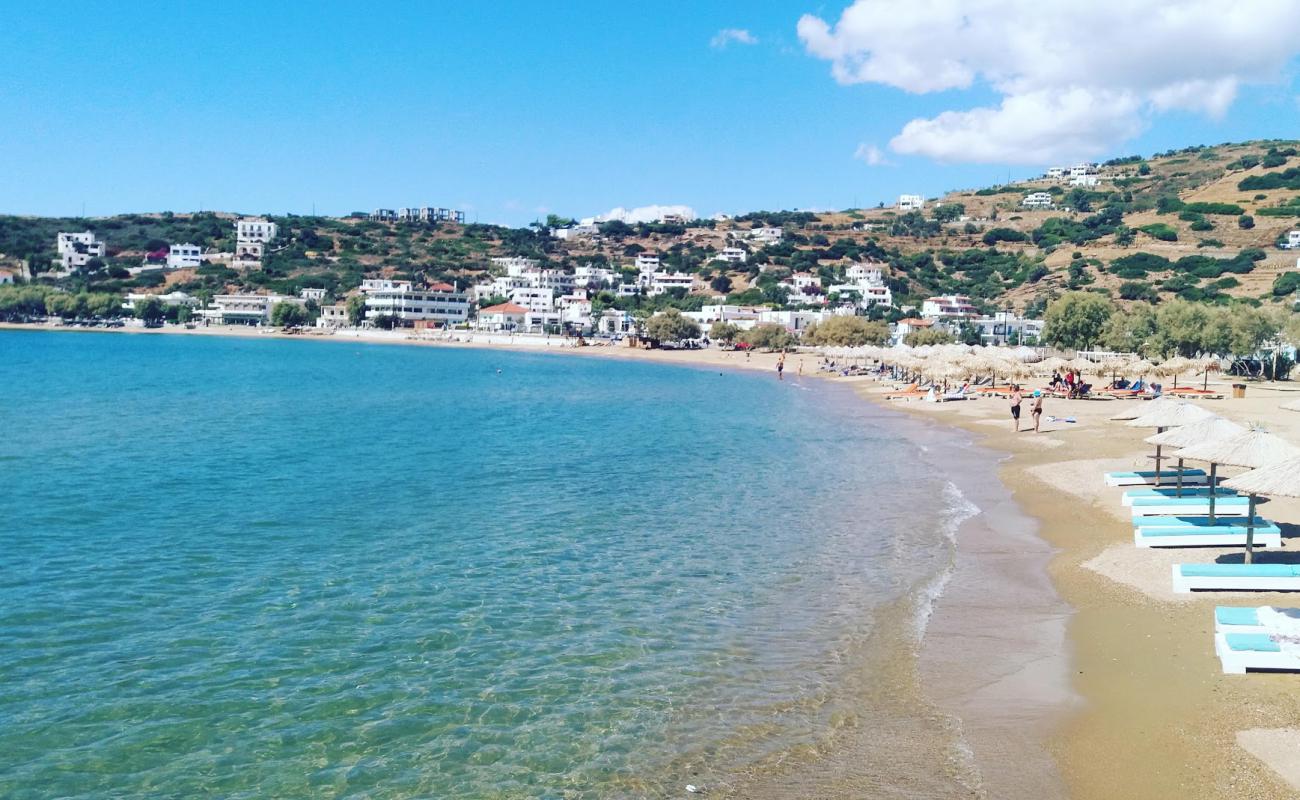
top-left (1022, 192), bottom-right (1054, 209)
top-left (204, 293), bottom-right (299, 325)
top-left (166, 243), bottom-right (203, 269)
top-left (897, 194), bottom-right (925, 211)
top-left (121, 291), bottom-right (198, 312)
top-left (648, 271), bottom-right (694, 296)
top-left (1069, 174), bottom-right (1100, 187)
top-left (360, 279), bottom-right (470, 326)
top-left (1286, 230), bottom-right (1300, 249)
top-left (233, 218), bottom-right (277, 268)
top-left (780, 273), bottom-right (825, 306)
top-left (491, 256), bottom-right (539, 275)
top-left (316, 302), bottom-right (349, 328)
top-left (972, 312), bottom-right (1044, 345)
top-left (634, 253), bottom-right (661, 271)
top-left (920, 294), bottom-right (978, 320)
top-left (476, 301), bottom-right (529, 331)
top-left (299, 287), bottom-right (327, 302)
top-left (734, 227), bottom-right (783, 245)
top-left (714, 247), bottom-right (747, 264)
top-left (55, 231), bottom-right (105, 270)
top-left (509, 286), bottom-right (555, 313)
top-left (574, 265), bottom-right (619, 288)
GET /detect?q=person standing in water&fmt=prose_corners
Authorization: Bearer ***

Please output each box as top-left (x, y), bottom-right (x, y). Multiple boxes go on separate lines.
top-left (1010, 385), bottom-right (1023, 432)
top-left (776, 355), bottom-right (785, 381)
top-left (1031, 390), bottom-right (1043, 433)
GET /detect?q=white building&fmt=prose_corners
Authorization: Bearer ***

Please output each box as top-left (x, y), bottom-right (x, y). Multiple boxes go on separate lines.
top-left (648, 272), bottom-right (695, 296)
top-left (317, 302), bottom-right (349, 328)
top-left (1286, 230), bottom-right (1300, 249)
top-left (714, 247), bottom-right (747, 264)
top-left (552, 224), bottom-right (599, 240)
top-left (574, 265), bottom-right (619, 288)
top-left (826, 262), bottom-right (892, 309)
top-left (476, 301), bottom-right (529, 331)
top-left (846, 263), bottom-right (884, 285)
top-left (897, 194), bottom-right (925, 211)
top-left (235, 218), bottom-right (278, 243)
top-left (360, 279), bottom-right (470, 326)
top-left (55, 231), bottom-right (105, 270)
top-left (1046, 167), bottom-right (1066, 179)
top-left (780, 272), bottom-right (826, 306)
top-left (509, 286), bottom-right (555, 313)
top-left (920, 294), bottom-right (978, 320)
top-left (1069, 163), bottom-right (1098, 178)
top-left (891, 317), bottom-right (936, 345)
top-left (207, 293), bottom-right (299, 325)
top-left (972, 313), bottom-right (1044, 345)
top-left (757, 309), bottom-right (831, 333)
top-left (491, 256), bottom-right (540, 275)
top-left (121, 291), bottom-right (198, 312)
top-left (370, 209), bottom-right (397, 222)
top-left (299, 287), bottom-right (327, 302)
top-left (635, 254), bottom-right (661, 271)
top-left (596, 309), bottom-right (634, 335)
top-left (1022, 192), bottom-right (1054, 209)
top-left (1069, 175), bottom-right (1100, 187)
top-left (166, 243), bottom-right (203, 269)
top-left (734, 227), bottom-right (784, 245)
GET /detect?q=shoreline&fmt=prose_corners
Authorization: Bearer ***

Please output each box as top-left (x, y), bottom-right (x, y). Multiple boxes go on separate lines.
top-left (9, 322), bottom-right (1299, 795)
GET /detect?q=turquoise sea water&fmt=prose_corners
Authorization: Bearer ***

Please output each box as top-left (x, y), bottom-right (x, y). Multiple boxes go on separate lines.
top-left (0, 331), bottom-right (965, 798)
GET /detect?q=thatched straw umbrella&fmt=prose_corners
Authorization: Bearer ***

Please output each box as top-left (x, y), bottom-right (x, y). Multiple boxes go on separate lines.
top-left (1157, 356), bottom-right (1194, 389)
top-left (1108, 393), bottom-right (1183, 421)
top-left (1036, 356), bottom-right (1069, 377)
top-left (1224, 455), bottom-right (1300, 563)
top-left (1145, 417), bottom-right (1244, 496)
top-left (1175, 429), bottom-right (1300, 525)
top-left (1126, 403), bottom-right (1216, 486)
top-left (1195, 355), bottom-right (1221, 391)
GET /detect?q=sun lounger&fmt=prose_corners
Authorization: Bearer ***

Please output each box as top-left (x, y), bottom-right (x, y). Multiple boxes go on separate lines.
top-left (1172, 563), bottom-right (1300, 593)
top-left (1129, 495), bottom-right (1250, 517)
top-left (1103, 468), bottom-right (1208, 487)
top-left (1213, 606), bottom-right (1300, 635)
top-left (1136, 514), bottom-right (1277, 532)
top-left (938, 387), bottom-right (970, 402)
top-left (1215, 632), bottom-right (1300, 674)
top-left (1121, 487), bottom-right (1236, 506)
top-left (1135, 525), bottom-right (1280, 548)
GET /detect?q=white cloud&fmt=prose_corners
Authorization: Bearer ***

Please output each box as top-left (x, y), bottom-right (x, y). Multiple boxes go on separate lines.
top-left (799, 1), bottom-right (1300, 164)
top-left (711, 28), bottom-right (758, 49)
top-left (582, 205), bottom-right (697, 225)
top-left (853, 142), bottom-right (893, 166)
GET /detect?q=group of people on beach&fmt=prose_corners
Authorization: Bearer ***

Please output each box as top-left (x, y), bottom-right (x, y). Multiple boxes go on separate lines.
top-left (1009, 385), bottom-right (1044, 433)
top-left (1047, 370), bottom-right (1092, 399)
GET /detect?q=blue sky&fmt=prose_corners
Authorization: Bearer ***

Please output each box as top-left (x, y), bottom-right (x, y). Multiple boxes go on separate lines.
top-left (1, 1), bottom-right (1297, 226)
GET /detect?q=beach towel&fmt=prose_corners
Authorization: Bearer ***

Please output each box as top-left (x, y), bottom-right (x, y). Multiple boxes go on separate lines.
top-left (1259, 607), bottom-right (1300, 636)
top-left (1047, 416), bottom-right (1077, 423)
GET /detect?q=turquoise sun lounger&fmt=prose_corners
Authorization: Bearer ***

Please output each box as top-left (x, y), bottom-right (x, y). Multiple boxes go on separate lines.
top-left (1135, 515), bottom-right (1275, 530)
top-left (1215, 632), bottom-right (1300, 674)
top-left (1172, 563), bottom-right (1300, 593)
top-left (1129, 495), bottom-right (1250, 518)
top-left (1135, 525), bottom-right (1281, 548)
top-left (1104, 468), bottom-right (1207, 487)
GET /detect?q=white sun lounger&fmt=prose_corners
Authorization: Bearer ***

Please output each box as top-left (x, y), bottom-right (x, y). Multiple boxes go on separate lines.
top-left (1135, 526), bottom-right (1281, 548)
top-left (1215, 632), bottom-right (1300, 674)
top-left (1104, 468), bottom-right (1208, 487)
top-left (1214, 606), bottom-right (1300, 635)
top-left (1129, 495), bottom-right (1250, 518)
top-left (1172, 563), bottom-right (1300, 593)
top-left (1121, 487), bottom-right (1236, 506)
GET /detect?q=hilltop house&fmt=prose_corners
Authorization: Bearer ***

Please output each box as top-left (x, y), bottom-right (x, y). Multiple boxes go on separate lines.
top-left (827, 262), bottom-right (893, 309)
top-left (370, 209), bottom-right (397, 222)
top-left (714, 247), bottom-right (747, 264)
top-left (1286, 230), bottom-right (1300, 249)
top-left (1022, 192), bottom-right (1054, 209)
top-left (55, 231), bottom-right (105, 270)
top-left (232, 218), bottom-right (278, 269)
top-left (733, 227), bottom-right (784, 245)
top-left (166, 243), bottom-right (203, 269)
top-left (897, 194), bottom-right (925, 211)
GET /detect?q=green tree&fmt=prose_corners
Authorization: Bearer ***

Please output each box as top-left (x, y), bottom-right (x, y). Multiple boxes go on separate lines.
top-left (1238, 214), bottom-right (1255, 230)
top-left (710, 274), bottom-right (733, 294)
top-left (740, 323), bottom-right (795, 351)
top-left (1101, 306), bottom-right (1156, 353)
top-left (271, 302), bottom-right (310, 328)
top-left (932, 202), bottom-right (965, 223)
top-left (709, 320), bottom-right (740, 343)
top-left (802, 315), bottom-right (890, 346)
top-left (1042, 291), bottom-right (1115, 350)
top-left (1145, 299), bottom-right (1210, 357)
top-left (903, 328), bottom-right (956, 346)
top-left (643, 309), bottom-right (700, 343)
top-left (134, 296), bottom-right (166, 326)
top-left (346, 294), bottom-right (368, 326)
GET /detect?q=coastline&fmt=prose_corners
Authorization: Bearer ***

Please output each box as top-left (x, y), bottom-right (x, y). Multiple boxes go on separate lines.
top-left (8, 322), bottom-right (1299, 796)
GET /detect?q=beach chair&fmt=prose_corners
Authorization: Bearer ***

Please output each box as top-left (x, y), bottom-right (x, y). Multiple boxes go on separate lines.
top-left (938, 386), bottom-right (970, 402)
top-left (1215, 632), bottom-right (1300, 674)
top-left (1135, 525), bottom-right (1281, 548)
top-left (1172, 563), bottom-right (1300, 593)
top-left (1120, 486), bottom-right (1236, 506)
top-left (1214, 606), bottom-right (1300, 635)
top-left (1129, 495), bottom-right (1250, 518)
top-left (1103, 468), bottom-right (1208, 487)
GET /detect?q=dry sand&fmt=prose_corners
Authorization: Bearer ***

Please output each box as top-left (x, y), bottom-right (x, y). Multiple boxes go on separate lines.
top-left (8, 320), bottom-right (1300, 797)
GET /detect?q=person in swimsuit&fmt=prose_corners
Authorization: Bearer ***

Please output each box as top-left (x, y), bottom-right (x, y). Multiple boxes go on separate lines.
top-left (1010, 385), bottom-right (1023, 432)
top-left (1031, 390), bottom-right (1043, 433)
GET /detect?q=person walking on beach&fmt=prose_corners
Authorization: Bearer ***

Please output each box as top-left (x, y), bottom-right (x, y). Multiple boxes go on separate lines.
top-left (1010, 385), bottom-right (1023, 432)
top-left (1031, 390), bottom-right (1043, 433)
top-left (776, 354), bottom-right (785, 381)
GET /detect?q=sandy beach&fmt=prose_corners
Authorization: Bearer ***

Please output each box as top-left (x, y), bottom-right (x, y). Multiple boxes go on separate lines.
top-left (7, 320), bottom-right (1300, 797)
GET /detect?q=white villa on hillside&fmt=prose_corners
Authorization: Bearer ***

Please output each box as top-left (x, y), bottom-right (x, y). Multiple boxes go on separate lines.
top-left (827, 262), bottom-right (892, 309)
top-left (714, 247), bottom-right (747, 264)
top-left (897, 194), bottom-right (925, 211)
top-left (733, 227), bottom-right (784, 245)
top-left (360, 279), bottom-right (469, 326)
top-left (166, 243), bottom-right (203, 269)
top-left (55, 231), bottom-right (105, 270)
top-left (1286, 230), bottom-right (1300, 249)
top-left (635, 253), bottom-right (661, 271)
top-left (1022, 192), bottom-right (1054, 209)
top-left (233, 218), bottom-right (278, 269)
top-left (920, 294), bottom-right (978, 320)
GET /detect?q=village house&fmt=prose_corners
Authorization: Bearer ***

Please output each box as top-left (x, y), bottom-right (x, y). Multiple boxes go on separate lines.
top-left (360, 279), bottom-right (469, 326)
top-left (1022, 192), bottom-right (1054, 209)
top-left (316, 303), bottom-right (349, 328)
top-left (55, 231), bottom-right (105, 270)
top-left (166, 243), bottom-right (203, 269)
top-left (920, 294), bottom-right (978, 320)
top-left (476, 301), bottom-right (529, 332)
top-left (713, 247), bottom-right (747, 264)
top-left (897, 194), bottom-right (925, 211)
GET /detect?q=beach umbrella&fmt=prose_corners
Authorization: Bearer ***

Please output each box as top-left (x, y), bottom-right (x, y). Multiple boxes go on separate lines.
top-left (1175, 428), bottom-right (1300, 524)
top-left (1156, 356), bottom-right (1194, 389)
top-left (1195, 356), bottom-right (1222, 392)
top-left (1108, 393), bottom-right (1183, 421)
top-left (1145, 416), bottom-right (1243, 496)
top-left (1126, 403), bottom-right (1216, 486)
top-left (1224, 455), bottom-right (1300, 563)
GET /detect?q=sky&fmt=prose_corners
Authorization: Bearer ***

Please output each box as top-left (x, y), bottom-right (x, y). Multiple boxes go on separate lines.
top-left (2, 1), bottom-right (1299, 226)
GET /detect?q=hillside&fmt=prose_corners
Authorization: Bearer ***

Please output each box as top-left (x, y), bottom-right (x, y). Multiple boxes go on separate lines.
top-left (2, 139), bottom-right (1299, 318)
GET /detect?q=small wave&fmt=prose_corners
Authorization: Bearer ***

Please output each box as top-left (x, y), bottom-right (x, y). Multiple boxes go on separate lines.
top-left (911, 482), bottom-right (980, 641)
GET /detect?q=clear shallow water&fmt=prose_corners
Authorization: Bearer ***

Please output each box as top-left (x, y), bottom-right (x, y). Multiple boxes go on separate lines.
top-left (0, 331), bottom-right (964, 798)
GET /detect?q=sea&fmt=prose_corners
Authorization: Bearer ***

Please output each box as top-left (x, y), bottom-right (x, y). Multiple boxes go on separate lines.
top-left (0, 330), bottom-right (1065, 799)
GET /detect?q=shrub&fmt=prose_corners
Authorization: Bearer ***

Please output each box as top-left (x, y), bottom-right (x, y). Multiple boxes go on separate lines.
top-left (1190, 219), bottom-right (1214, 231)
top-left (1110, 252), bottom-right (1172, 279)
top-left (1183, 202), bottom-right (1244, 215)
top-left (1118, 281), bottom-right (1158, 302)
top-left (1239, 167), bottom-right (1300, 191)
top-left (1273, 272), bottom-right (1300, 296)
top-left (1140, 223), bottom-right (1178, 242)
top-left (981, 227), bottom-right (1028, 246)
top-left (1238, 214), bottom-right (1255, 229)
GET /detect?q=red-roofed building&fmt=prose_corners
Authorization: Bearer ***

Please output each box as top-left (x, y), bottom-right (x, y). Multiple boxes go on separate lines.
top-left (476, 302), bottom-right (528, 331)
